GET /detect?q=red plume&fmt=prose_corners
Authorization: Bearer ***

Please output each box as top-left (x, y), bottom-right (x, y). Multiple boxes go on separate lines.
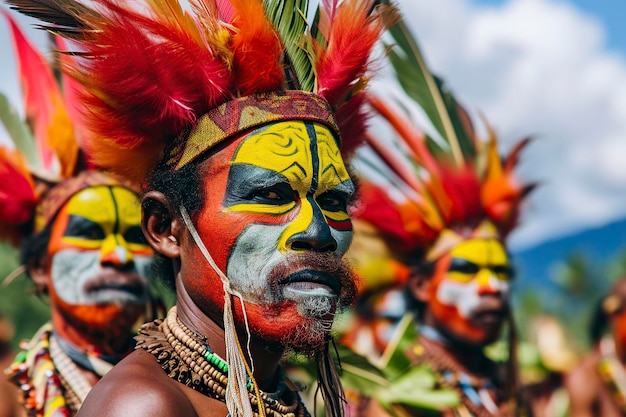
top-left (228, 0), bottom-right (284, 95)
top-left (316, 0), bottom-right (389, 107)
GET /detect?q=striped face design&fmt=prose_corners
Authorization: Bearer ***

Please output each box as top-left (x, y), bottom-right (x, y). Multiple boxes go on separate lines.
top-left (187, 120), bottom-right (356, 347)
top-left (46, 186), bottom-right (152, 331)
top-left (428, 238), bottom-right (511, 345)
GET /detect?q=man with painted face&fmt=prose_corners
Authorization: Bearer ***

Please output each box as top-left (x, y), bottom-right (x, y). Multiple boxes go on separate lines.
top-left (0, 14), bottom-right (154, 417)
top-left (565, 276), bottom-right (626, 416)
top-left (7, 0), bottom-right (397, 416)
top-left (337, 15), bottom-right (534, 416)
top-left (3, 172), bottom-right (154, 417)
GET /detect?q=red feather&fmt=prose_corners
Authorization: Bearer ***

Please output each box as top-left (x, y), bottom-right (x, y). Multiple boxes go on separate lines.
top-left (0, 147), bottom-right (37, 226)
top-left (335, 93), bottom-right (368, 157)
top-left (3, 9), bottom-right (59, 171)
top-left (228, 0), bottom-right (284, 95)
top-left (316, 0), bottom-right (385, 107)
top-left (63, 0), bottom-right (233, 179)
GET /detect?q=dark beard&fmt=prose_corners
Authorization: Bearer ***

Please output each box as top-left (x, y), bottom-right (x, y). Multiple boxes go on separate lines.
top-left (268, 252), bottom-right (358, 309)
top-left (268, 252), bottom-right (358, 353)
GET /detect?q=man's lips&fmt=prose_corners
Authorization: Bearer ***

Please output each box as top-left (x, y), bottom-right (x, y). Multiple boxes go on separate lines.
top-left (83, 271), bottom-right (146, 298)
top-left (281, 269), bottom-right (341, 296)
top-left (471, 307), bottom-right (506, 326)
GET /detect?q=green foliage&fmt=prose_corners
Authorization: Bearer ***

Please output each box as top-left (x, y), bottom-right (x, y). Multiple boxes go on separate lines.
top-left (0, 92), bottom-right (38, 167)
top-left (263, 0), bottom-right (315, 92)
top-left (286, 315), bottom-right (459, 416)
top-left (0, 243), bottom-right (50, 347)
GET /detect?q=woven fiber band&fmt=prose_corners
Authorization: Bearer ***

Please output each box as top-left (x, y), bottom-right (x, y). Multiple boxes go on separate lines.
top-left (165, 91), bottom-right (340, 170)
top-left (34, 170), bottom-right (138, 233)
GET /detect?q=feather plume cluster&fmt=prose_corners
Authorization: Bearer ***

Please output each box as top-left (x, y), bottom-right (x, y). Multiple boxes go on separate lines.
top-left (352, 15), bottom-right (535, 256)
top-left (357, 92), bottom-right (534, 254)
top-left (0, 11), bottom-right (83, 244)
top-left (7, 0), bottom-right (398, 182)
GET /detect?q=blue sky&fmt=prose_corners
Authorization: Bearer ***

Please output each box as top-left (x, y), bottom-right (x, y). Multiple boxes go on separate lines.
top-left (475, 0), bottom-right (626, 51)
top-left (372, 0), bottom-right (626, 250)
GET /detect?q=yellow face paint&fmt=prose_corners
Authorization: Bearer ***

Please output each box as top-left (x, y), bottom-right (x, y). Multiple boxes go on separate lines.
top-left (225, 121), bottom-right (353, 252)
top-left (446, 238), bottom-right (511, 284)
top-left (49, 186), bottom-right (152, 259)
top-left (46, 185), bottom-right (153, 311)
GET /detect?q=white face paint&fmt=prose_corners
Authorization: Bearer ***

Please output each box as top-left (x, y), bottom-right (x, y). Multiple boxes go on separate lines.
top-left (226, 222), bottom-right (352, 318)
top-left (50, 249), bottom-right (152, 305)
top-left (436, 277), bottom-right (510, 318)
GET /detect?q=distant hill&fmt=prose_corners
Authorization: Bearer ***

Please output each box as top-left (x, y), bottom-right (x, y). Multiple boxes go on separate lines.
top-left (512, 217), bottom-right (626, 291)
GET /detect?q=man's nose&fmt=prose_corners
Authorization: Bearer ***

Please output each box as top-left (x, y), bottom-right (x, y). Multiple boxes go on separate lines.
top-left (287, 200), bottom-right (337, 252)
top-left (476, 268), bottom-right (500, 295)
top-left (100, 234), bottom-right (133, 266)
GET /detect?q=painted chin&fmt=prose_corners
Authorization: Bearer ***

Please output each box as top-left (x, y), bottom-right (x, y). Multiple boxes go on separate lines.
top-left (281, 270), bottom-right (340, 319)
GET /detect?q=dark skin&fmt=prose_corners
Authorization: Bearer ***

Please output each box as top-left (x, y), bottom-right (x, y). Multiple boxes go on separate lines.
top-left (76, 191), bottom-right (235, 417)
top-left (359, 250), bottom-right (510, 417)
top-left (76, 191), bottom-right (328, 416)
top-left (406, 269), bottom-right (506, 389)
top-left (77, 120), bottom-right (358, 416)
top-left (26, 187), bottom-right (151, 388)
top-left (565, 279), bottom-right (626, 417)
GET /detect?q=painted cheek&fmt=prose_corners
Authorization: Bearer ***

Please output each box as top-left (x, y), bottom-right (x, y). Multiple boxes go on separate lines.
top-left (277, 192), bottom-right (312, 252)
top-left (430, 293), bottom-right (488, 342)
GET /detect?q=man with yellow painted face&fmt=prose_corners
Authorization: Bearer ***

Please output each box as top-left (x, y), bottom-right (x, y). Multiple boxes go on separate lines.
top-left (7, 0), bottom-right (397, 416)
top-left (336, 15), bottom-right (534, 416)
top-left (2, 171), bottom-right (155, 417)
top-left (0, 14), bottom-right (156, 417)
top-left (345, 102), bottom-right (532, 416)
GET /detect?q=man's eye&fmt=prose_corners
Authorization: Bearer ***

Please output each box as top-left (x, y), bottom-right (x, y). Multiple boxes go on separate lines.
top-left (63, 215), bottom-right (105, 240)
top-left (247, 187), bottom-right (291, 204)
top-left (448, 258), bottom-right (479, 274)
top-left (317, 192), bottom-right (347, 212)
top-left (493, 265), bottom-right (515, 280)
top-left (256, 190), bottom-right (282, 200)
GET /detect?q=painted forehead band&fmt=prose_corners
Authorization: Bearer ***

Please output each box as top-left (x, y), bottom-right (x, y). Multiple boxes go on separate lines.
top-left (165, 91), bottom-right (340, 171)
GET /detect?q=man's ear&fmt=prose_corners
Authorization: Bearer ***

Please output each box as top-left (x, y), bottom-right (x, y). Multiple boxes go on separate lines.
top-left (142, 191), bottom-right (182, 259)
top-left (408, 268), bottom-right (432, 303)
top-left (27, 259), bottom-right (49, 295)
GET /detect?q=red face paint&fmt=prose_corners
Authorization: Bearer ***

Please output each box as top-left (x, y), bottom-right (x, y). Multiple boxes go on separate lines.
top-left (181, 121), bottom-right (357, 349)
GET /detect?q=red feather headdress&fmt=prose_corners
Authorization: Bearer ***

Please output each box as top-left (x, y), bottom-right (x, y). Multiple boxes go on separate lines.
top-left (6, 0), bottom-right (399, 183)
top-left (0, 11), bottom-right (136, 244)
top-left (351, 17), bottom-right (535, 264)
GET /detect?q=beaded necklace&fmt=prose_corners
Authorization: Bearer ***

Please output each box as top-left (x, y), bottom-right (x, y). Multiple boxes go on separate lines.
top-left (135, 307), bottom-right (309, 417)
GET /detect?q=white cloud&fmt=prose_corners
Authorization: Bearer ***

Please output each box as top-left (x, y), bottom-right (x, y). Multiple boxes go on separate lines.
top-left (388, 0), bottom-right (626, 250)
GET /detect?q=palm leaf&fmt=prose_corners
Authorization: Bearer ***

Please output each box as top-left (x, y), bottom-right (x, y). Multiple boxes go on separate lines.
top-left (376, 365), bottom-right (459, 412)
top-left (263, 0), bottom-right (315, 91)
top-left (383, 7), bottom-right (474, 167)
top-left (0, 93), bottom-right (38, 168)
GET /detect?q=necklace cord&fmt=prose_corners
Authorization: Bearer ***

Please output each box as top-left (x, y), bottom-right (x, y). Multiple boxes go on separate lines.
top-left (179, 205), bottom-right (261, 416)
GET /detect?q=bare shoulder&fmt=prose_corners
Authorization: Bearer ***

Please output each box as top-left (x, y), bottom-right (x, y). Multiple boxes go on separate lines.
top-left (77, 349), bottom-right (197, 417)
